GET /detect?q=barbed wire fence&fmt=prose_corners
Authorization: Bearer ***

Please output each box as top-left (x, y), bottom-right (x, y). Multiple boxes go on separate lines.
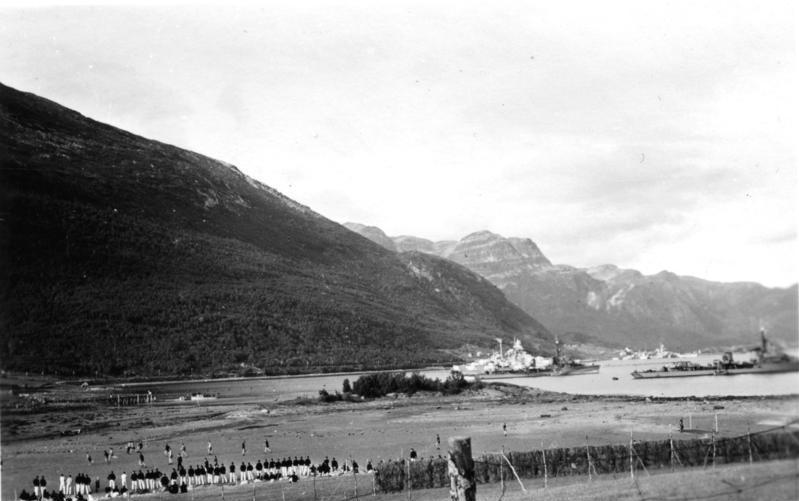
top-left (24, 418), bottom-right (795, 501)
top-left (370, 417), bottom-right (799, 500)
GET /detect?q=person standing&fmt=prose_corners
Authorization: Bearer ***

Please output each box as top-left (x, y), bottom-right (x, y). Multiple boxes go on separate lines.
top-left (33, 475), bottom-right (41, 499)
top-left (59, 473), bottom-right (65, 493)
top-left (66, 475), bottom-right (73, 496)
top-left (207, 441), bottom-right (213, 455)
top-left (86, 452), bottom-right (93, 464)
top-left (264, 439), bottom-right (270, 453)
top-left (241, 440), bottom-right (246, 456)
top-left (40, 476), bottom-right (47, 499)
top-left (108, 471), bottom-right (116, 490)
top-left (679, 418), bottom-right (685, 432)
top-left (121, 471), bottom-right (127, 491)
top-left (503, 423), bottom-right (507, 437)
top-left (436, 434), bottom-right (441, 450)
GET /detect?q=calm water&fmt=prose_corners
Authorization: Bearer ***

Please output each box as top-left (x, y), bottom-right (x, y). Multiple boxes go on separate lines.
top-left (120, 354), bottom-right (798, 401)
top-left (486, 356), bottom-right (799, 398)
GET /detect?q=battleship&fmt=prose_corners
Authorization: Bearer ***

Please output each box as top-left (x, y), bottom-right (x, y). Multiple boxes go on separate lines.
top-left (631, 329), bottom-right (799, 379)
top-left (452, 338), bottom-right (600, 379)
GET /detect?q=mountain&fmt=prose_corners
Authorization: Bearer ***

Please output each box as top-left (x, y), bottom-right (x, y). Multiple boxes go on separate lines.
top-left (0, 82), bottom-right (551, 377)
top-left (346, 226), bottom-right (798, 351)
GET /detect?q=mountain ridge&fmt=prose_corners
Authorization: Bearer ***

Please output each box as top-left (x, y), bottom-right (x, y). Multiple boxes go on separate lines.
top-left (344, 223), bottom-right (798, 351)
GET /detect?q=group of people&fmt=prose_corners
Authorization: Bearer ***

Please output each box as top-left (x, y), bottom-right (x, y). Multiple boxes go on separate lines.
top-left (16, 438), bottom-right (380, 501)
top-left (20, 473), bottom-right (98, 501)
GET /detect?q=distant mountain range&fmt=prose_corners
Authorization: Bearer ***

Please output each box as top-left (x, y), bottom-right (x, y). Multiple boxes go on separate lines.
top-left (344, 224), bottom-right (798, 351)
top-left (0, 82), bottom-right (551, 377)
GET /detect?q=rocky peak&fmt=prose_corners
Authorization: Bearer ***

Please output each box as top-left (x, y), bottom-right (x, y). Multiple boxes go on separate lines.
top-left (343, 222), bottom-right (397, 251)
top-left (445, 231), bottom-right (553, 279)
top-left (393, 235), bottom-right (436, 254)
top-left (507, 237), bottom-right (552, 267)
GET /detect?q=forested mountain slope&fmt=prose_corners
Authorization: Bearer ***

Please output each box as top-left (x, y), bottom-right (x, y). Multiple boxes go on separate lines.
top-left (0, 83), bottom-right (550, 377)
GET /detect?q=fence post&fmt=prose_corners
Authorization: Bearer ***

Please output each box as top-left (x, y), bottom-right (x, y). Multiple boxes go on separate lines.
top-left (669, 431), bottom-right (674, 472)
top-left (541, 443), bottom-right (547, 489)
top-left (629, 431), bottom-right (634, 481)
top-left (712, 432), bottom-right (716, 469)
top-left (500, 445), bottom-right (505, 493)
top-left (448, 437), bottom-right (476, 501)
top-left (407, 458), bottom-right (411, 501)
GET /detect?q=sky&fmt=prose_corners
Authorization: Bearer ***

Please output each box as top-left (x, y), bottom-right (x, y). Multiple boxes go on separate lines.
top-left (1, 0), bottom-right (796, 287)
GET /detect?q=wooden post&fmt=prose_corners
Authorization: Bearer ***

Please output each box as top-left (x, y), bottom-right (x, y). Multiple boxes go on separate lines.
top-left (541, 442), bottom-right (547, 489)
top-left (407, 458), bottom-right (411, 501)
top-left (447, 437), bottom-right (476, 501)
top-left (629, 430), bottom-right (634, 481)
top-left (711, 433), bottom-right (716, 469)
top-left (669, 432), bottom-right (675, 472)
top-left (500, 445), bottom-right (505, 493)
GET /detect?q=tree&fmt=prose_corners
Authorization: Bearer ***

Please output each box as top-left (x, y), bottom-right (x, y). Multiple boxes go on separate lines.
top-left (342, 378), bottom-right (352, 393)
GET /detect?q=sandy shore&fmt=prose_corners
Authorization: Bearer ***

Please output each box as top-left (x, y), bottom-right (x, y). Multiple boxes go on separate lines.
top-left (2, 382), bottom-right (798, 501)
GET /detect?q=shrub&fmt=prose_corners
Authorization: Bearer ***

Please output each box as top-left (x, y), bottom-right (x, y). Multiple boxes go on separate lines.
top-left (351, 371), bottom-right (480, 398)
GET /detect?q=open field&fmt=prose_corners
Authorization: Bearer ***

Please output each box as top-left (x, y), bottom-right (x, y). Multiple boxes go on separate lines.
top-left (2, 377), bottom-right (798, 501)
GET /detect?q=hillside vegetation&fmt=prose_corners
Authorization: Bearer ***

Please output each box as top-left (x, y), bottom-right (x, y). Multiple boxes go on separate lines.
top-left (0, 83), bottom-right (550, 377)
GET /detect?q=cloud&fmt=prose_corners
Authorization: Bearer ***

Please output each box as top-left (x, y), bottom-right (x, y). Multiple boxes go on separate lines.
top-left (1, 0), bottom-right (794, 286)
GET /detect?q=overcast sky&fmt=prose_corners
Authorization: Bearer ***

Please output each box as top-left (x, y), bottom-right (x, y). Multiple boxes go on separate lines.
top-left (2, 0), bottom-right (796, 286)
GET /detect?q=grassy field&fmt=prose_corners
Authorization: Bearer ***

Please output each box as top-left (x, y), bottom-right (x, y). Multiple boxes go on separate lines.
top-left (54, 458), bottom-right (797, 501)
top-left (3, 380), bottom-right (798, 501)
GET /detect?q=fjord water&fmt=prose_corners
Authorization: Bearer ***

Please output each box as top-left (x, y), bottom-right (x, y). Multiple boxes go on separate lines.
top-left (486, 356), bottom-right (799, 398)
top-left (125, 355), bottom-right (798, 402)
